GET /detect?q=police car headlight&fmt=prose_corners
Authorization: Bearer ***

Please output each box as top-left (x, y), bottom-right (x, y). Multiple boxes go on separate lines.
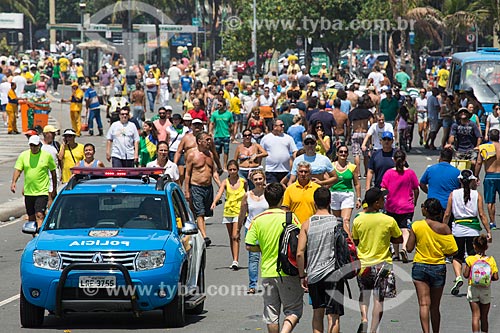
top-left (135, 250), bottom-right (165, 271)
top-left (33, 250), bottom-right (61, 270)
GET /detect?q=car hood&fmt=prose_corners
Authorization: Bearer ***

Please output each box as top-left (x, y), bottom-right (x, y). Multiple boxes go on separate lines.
top-left (34, 229), bottom-right (172, 251)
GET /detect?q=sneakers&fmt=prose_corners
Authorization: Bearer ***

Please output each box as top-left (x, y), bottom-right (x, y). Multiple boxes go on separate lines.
top-left (490, 222), bottom-right (497, 230)
top-left (445, 256), bottom-right (452, 264)
top-left (230, 261), bottom-right (239, 270)
top-left (400, 249), bottom-right (409, 263)
top-left (451, 276), bottom-right (463, 296)
top-left (204, 237), bottom-right (212, 247)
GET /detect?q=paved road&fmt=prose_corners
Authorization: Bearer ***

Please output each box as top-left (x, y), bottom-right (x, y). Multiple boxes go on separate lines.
top-left (0, 87), bottom-right (499, 332)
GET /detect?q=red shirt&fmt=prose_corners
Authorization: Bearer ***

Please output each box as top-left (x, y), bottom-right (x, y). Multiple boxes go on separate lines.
top-left (188, 108), bottom-right (208, 122)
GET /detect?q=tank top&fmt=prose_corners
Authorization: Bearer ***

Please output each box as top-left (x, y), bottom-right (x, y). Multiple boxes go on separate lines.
top-left (78, 159), bottom-right (99, 167)
top-left (245, 190), bottom-right (269, 229)
top-left (451, 188), bottom-right (481, 237)
top-left (306, 215), bottom-right (340, 284)
top-left (330, 162), bottom-right (356, 192)
top-left (224, 178), bottom-right (246, 217)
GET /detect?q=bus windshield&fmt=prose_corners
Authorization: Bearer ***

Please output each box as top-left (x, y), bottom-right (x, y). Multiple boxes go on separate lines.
top-left (463, 61), bottom-right (500, 104)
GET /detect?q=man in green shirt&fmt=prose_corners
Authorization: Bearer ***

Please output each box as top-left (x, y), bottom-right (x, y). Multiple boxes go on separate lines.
top-left (379, 89), bottom-right (400, 125)
top-left (245, 183), bottom-right (303, 333)
top-left (394, 68), bottom-right (411, 91)
top-left (209, 99), bottom-right (234, 168)
top-left (11, 135), bottom-right (57, 228)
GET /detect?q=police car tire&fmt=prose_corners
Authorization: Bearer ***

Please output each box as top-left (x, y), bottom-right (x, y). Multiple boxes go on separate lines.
top-left (163, 277), bottom-right (186, 327)
top-left (20, 288), bottom-right (45, 328)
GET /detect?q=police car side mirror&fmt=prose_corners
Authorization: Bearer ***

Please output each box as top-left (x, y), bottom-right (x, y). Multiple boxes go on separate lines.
top-left (22, 221), bottom-right (38, 235)
top-left (181, 222), bottom-right (198, 235)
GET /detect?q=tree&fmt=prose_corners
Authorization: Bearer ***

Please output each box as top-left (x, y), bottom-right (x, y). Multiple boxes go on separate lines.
top-left (0, 0), bottom-right (35, 23)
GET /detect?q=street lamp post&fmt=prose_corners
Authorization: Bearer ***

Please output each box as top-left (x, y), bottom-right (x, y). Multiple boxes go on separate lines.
top-left (252, 0), bottom-right (257, 77)
top-left (79, 1), bottom-right (86, 44)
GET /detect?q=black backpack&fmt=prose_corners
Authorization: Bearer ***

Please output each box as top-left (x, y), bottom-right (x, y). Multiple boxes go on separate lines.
top-left (277, 212), bottom-right (300, 277)
top-left (333, 222), bottom-right (360, 280)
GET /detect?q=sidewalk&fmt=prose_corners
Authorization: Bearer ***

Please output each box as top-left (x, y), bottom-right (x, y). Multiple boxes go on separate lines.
top-left (0, 114), bottom-right (60, 222)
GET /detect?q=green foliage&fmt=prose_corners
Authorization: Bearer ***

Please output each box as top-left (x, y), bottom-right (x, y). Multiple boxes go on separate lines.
top-left (0, 37), bottom-right (12, 54)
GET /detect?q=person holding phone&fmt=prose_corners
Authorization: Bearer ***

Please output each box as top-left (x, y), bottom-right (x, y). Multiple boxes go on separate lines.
top-left (57, 129), bottom-right (84, 183)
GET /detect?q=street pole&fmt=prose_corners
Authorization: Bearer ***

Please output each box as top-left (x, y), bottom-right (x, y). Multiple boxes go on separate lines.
top-left (49, 0), bottom-right (56, 51)
top-left (252, 0), bottom-right (257, 76)
top-left (29, 21), bottom-right (33, 51)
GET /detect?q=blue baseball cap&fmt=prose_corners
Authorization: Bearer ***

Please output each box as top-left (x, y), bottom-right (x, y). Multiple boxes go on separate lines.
top-left (381, 131), bottom-right (393, 139)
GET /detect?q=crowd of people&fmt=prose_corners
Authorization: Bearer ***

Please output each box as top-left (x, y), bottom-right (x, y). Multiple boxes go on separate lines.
top-left (5, 50), bottom-right (500, 333)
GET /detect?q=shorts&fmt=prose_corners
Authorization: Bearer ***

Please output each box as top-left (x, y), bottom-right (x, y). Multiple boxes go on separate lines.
top-left (417, 112), bottom-right (427, 124)
top-left (330, 191), bottom-right (355, 210)
top-left (25, 195), bottom-right (49, 217)
top-left (429, 118), bottom-right (441, 132)
top-left (190, 184), bottom-right (214, 217)
top-left (453, 236), bottom-right (476, 262)
top-left (386, 212), bottom-right (413, 229)
top-left (441, 117), bottom-right (454, 129)
top-left (100, 85), bottom-right (111, 96)
top-left (411, 263), bottom-right (446, 288)
top-left (483, 173), bottom-right (500, 203)
top-left (456, 150), bottom-right (478, 162)
top-left (352, 132), bottom-right (368, 157)
top-left (232, 113), bottom-right (242, 122)
top-left (222, 216), bottom-right (237, 224)
top-left (467, 285), bottom-right (491, 304)
top-left (214, 137), bottom-right (230, 155)
top-left (262, 276), bottom-right (304, 325)
top-left (241, 113), bottom-right (249, 127)
top-left (308, 275), bottom-right (345, 315)
top-left (170, 80), bottom-right (180, 90)
top-left (169, 151), bottom-right (185, 165)
top-left (357, 263), bottom-right (396, 301)
top-left (266, 171), bottom-right (289, 184)
top-left (0, 104), bottom-right (6, 111)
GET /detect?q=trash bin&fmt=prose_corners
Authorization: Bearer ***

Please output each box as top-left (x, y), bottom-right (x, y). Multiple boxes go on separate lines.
top-left (20, 101), bottom-right (51, 132)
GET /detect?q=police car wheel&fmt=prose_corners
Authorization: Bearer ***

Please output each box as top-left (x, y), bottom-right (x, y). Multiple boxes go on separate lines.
top-left (20, 288), bottom-right (45, 328)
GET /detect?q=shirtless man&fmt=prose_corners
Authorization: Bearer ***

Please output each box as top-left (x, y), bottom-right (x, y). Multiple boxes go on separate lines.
top-left (331, 99), bottom-right (350, 144)
top-left (475, 128), bottom-right (500, 229)
top-left (184, 131), bottom-right (222, 246)
top-left (175, 119), bottom-right (222, 185)
top-left (347, 80), bottom-right (361, 109)
top-left (130, 83), bottom-right (146, 126)
top-left (348, 96), bottom-right (374, 178)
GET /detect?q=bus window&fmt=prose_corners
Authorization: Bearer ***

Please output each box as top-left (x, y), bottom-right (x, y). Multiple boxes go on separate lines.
top-left (450, 62), bottom-right (461, 92)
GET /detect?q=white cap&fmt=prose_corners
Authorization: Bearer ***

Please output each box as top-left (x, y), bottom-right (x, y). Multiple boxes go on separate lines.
top-left (14, 68), bottom-right (21, 74)
top-left (28, 135), bottom-right (41, 145)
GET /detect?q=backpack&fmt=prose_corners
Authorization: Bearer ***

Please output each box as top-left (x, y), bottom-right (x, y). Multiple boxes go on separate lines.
top-left (333, 223), bottom-right (360, 280)
top-left (470, 257), bottom-right (492, 287)
top-left (277, 212), bottom-right (300, 277)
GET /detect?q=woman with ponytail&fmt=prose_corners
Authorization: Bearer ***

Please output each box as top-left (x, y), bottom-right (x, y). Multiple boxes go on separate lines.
top-left (380, 149), bottom-right (419, 263)
top-left (443, 169), bottom-right (491, 297)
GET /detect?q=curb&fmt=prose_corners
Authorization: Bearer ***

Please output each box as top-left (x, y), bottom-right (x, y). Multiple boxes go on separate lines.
top-left (0, 198), bottom-right (26, 222)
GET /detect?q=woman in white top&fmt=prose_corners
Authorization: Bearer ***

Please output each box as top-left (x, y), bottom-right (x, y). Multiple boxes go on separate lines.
top-left (158, 71), bottom-right (170, 106)
top-left (443, 169), bottom-right (491, 296)
top-left (146, 141), bottom-right (180, 184)
top-left (237, 169), bottom-right (268, 294)
top-left (144, 71), bottom-right (158, 113)
top-left (485, 103), bottom-right (500, 141)
top-left (166, 114), bottom-right (189, 184)
top-left (415, 89), bottom-right (428, 146)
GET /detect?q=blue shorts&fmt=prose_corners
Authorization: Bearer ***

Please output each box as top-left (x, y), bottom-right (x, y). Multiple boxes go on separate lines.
top-left (190, 184), bottom-right (213, 217)
top-left (214, 137), bottom-right (230, 155)
top-left (442, 118), bottom-right (454, 129)
top-left (0, 104), bottom-right (5, 111)
top-left (412, 263), bottom-right (446, 288)
top-left (483, 173), bottom-right (500, 203)
top-left (232, 113), bottom-right (242, 122)
top-left (169, 151), bottom-right (185, 166)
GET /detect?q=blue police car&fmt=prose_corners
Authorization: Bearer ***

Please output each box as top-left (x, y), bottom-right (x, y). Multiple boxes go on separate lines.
top-left (20, 168), bottom-right (206, 328)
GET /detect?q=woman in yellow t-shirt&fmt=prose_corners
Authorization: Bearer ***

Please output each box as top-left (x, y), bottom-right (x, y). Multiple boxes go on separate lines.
top-left (311, 120), bottom-right (331, 156)
top-left (58, 129), bottom-right (85, 183)
top-left (406, 198), bottom-right (458, 333)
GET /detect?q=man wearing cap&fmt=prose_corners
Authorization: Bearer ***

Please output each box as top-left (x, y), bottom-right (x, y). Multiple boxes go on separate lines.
top-left (58, 129), bottom-right (84, 183)
top-left (11, 135), bottom-right (57, 228)
top-left (446, 107), bottom-right (482, 168)
top-left (352, 187), bottom-right (402, 333)
top-left (61, 82), bottom-right (84, 136)
top-left (106, 108), bottom-right (140, 167)
top-left (366, 131), bottom-right (400, 190)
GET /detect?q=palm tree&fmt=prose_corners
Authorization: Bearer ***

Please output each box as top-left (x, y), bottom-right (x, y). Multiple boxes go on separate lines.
top-left (0, 0), bottom-right (35, 23)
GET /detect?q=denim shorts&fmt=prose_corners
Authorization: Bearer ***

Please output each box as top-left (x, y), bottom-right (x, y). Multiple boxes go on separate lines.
top-left (232, 113), bottom-right (242, 122)
top-left (214, 137), bottom-right (230, 154)
top-left (411, 263), bottom-right (446, 288)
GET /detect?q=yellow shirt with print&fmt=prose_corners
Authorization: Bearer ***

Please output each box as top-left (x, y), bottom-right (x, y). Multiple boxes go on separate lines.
top-left (352, 212), bottom-right (402, 268)
top-left (59, 57), bottom-right (70, 72)
top-left (282, 181), bottom-right (321, 223)
top-left (61, 143), bottom-right (85, 183)
top-left (437, 68), bottom-right (449, 88)
top-left (466, 254), bottom-right (498, 285)
top-left (411, 220), bottom-right (458, 265)
top-left (230, 95), bottom-right (241, 115)
top-left (70, 88), bottom-right (84, 112)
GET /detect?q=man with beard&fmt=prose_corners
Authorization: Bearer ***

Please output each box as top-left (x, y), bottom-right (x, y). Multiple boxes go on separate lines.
top-left (153, 106), bottom-right (173, 142)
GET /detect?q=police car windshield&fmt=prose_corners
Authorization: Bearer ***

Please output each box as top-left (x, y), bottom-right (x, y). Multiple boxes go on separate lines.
top-left (44, 194), bottom-right (171, 230)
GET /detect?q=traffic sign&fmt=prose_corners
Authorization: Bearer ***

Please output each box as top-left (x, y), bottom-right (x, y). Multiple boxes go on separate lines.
top-left (192, 18), bottom-right (200, 27)
top-left (466, 33), bottom-right (475, 43)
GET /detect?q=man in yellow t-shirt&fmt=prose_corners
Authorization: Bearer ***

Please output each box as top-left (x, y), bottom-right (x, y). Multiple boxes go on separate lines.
top-left (282, 162), bottom-right (321, 223)
top-left (245, 183), bottom-right (303, 331)
top-left (62, 82), bottom-right (84, 136)
top-left (59, 55), bottom-right (70, 84)
top-left (229, 87), bottom-right (242, 143)
top-left (6, 82), bottom-right (19, 134)
top-left (437, 64), bottom-right (449, 91)
top-left (11, 135), bottom-right (57, 228)
top-left (352, 187), bottom-right (403, 333)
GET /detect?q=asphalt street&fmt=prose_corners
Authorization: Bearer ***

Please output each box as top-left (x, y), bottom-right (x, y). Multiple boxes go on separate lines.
top-left (0, 85), bottom-right (499, 332)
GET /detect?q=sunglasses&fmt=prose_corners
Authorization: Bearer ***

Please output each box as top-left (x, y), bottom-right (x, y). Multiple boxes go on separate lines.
top-left (243, 134), bottom-right (252, 137)
top-left (338, 150), bottom-right (348, 154)
top-left (382, 138), bottom-right (392, 141)
top-left (120, 113), bottom-right (129, 116)
top-left (304, 141), bottom-right (316, 145)
top-left (315, 126), bottom-right (323, 129)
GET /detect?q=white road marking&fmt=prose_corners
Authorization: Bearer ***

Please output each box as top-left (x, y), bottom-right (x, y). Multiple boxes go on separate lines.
top-left (0, 294), bottom-right (19, 307)
top-left (0, 219), bottom-right (21, 228)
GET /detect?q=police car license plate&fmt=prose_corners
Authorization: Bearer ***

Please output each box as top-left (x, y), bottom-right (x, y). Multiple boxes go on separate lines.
top-left (78, 276), bottom-right (116, 289)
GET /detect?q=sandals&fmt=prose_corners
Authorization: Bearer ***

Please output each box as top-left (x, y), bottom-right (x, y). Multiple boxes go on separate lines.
top-left (246, 288), bottom-right (256, 294)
